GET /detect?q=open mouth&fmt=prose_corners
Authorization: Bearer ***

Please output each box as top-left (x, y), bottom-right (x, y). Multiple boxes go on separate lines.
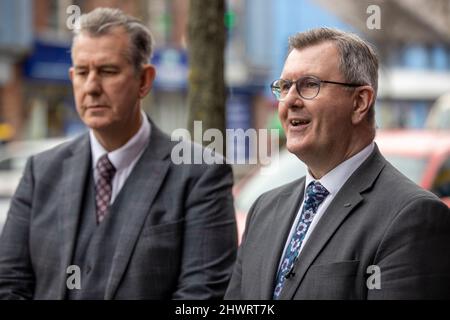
top-left (290, 119), bottom-right (311, 127)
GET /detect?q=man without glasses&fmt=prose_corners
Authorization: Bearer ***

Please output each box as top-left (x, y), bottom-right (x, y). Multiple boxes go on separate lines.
top-left (0, 7), bottom-right (237, 300)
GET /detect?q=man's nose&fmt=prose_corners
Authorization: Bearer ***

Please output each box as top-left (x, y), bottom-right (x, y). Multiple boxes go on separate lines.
top-left (283, 85), bottom-right (303, 106)
top-left (84, 72), bottom-right (102, 95)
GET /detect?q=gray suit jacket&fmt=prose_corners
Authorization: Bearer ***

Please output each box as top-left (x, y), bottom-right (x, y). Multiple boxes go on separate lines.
top-left (0, 122), bottom-right (237, 299)
top-left (225, 145), bottom-right (450, 299)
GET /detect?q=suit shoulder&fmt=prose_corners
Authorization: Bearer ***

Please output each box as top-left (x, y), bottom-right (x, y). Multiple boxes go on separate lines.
top-left (367, 160), bottom-right (450, 229)
top-left (378, 160), bottom-right (442, 204)
top-left (30, 134), bottom-right (87, 167)
top-left (254, 176), bottom-right (305, 207)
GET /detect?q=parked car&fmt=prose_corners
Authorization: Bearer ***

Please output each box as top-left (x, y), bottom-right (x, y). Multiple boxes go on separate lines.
top-left (233, 149), bottom-right (307, 239)
top-left (234, 130), bottom-right (450, 242)
top-left (0, 137), bottom-right (69, 233)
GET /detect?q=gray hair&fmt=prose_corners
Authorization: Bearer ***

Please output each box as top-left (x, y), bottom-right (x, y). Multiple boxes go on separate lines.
top-left (72, 7), bottom-right (154, 72)
top-left (288, 28), bottom-right (378, 126)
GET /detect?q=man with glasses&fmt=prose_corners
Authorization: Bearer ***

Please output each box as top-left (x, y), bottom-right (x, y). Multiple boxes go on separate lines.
top-left (225, 28), bottom-right (450, 299)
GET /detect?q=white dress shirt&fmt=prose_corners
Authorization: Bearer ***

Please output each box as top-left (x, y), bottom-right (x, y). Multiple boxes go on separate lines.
top-left (90, 110), bottom-right (151, 204)
top-left (280, 142), bottom-right (375, 263)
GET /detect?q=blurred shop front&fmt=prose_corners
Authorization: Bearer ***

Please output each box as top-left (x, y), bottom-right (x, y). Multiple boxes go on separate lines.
top-left (23, 38), bottom-right (83, 139)
top-left (0, 0), bottom-right (33, 142)
top-left (146, 47), bottom-right (189, 135)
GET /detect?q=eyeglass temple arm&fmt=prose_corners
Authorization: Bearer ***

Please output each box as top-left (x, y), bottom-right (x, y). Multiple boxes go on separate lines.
top-left (320, 80), bottom-right (364, 87)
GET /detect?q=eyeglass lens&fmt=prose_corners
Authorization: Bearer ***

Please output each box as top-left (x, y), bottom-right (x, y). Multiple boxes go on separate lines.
top-left (271, 77), bottom-right (321, 101)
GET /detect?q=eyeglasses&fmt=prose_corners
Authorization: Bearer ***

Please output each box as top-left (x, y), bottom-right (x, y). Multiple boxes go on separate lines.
top-left (270, 76), bottom-right (364, 101)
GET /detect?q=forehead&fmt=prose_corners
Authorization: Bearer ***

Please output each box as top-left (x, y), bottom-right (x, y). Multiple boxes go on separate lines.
top-left (281, 41), bottom-right (341, 79)
top-left (71, 29), bottom-right (131, 65)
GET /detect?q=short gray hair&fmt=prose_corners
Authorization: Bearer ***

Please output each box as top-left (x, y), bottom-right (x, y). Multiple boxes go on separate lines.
top-left (72, 7), bottom-right (154, 72)
top-left (288, 28), bottom-right (378, 125)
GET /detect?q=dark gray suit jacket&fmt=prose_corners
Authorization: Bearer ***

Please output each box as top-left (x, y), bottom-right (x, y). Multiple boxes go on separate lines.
top-left (225, 145), bottom-right (450, 299)
top-left (0, 122), bottom-right (237, 299)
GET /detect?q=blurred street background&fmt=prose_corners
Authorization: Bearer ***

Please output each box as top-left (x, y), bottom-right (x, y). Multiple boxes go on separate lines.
top-left (1, 0), bottom-right (450, 234)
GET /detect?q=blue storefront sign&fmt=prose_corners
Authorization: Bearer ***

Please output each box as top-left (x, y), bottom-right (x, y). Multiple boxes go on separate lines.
top-left (23, 39), bottom-right (72, 83)
top-left (152, 48), bottom-right (188, 91)
top-left (226, 92), bottom-right (252, 162)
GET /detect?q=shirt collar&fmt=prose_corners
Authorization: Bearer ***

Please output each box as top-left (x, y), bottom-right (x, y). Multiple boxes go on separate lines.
top-left (90, 110), bottom-right (151, 171)
top-left (305, 142), bottom-right (375, 196)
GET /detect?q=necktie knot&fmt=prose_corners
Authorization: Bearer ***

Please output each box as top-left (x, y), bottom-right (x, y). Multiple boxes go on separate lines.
top-left (96, 154), bottom-right (116, 181)
top-left (304, 181), bottom-right (329, 211)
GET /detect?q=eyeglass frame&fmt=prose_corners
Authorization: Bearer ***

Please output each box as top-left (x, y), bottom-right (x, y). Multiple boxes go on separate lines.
top-left (270, 75), bottom-right (365, 101)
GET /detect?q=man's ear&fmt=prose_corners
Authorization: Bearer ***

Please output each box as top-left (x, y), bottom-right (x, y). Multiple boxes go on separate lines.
top-left (139, 64), bottom-right (156, 98)
top-left (69, 67), bottom-right (74, 82)
top-left (351, 86), bottom-right (374, 125)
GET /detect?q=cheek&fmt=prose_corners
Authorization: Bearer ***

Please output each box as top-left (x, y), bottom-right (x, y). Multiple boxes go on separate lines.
top-left (316, 112), bottom-right (336, 133)
top-left (110, 79), bottom-right (139, 100)
top-left (278, 104), bottom-right (288, 123)
top-left (319, 108), bottom-right (350, 137)
top-left (72, 87), bottom-right (83, 111)
top-left (72, 80), bottom-right (85, 97)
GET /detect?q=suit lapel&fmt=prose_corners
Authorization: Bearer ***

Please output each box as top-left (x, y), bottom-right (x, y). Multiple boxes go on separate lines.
top-left (57, 134), bottom-right (91, 299)
top-left (280, 145), bottom-right (386, 299)
top-left (260, 178), bottom-right (306, 299)
top-left (105, 124), bottom-right (171, 299)
top-left (279, 189), bottom-right (363, 299)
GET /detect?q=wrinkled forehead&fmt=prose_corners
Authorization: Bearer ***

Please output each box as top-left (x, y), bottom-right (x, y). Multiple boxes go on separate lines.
top-left (281, 42), bottom-right (342, 80)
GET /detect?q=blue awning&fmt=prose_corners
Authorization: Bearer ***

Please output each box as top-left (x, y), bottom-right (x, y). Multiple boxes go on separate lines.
top-left (152, 48), bottom-right (188, 91)
top-left (23, 39), bottom-right (72, 83)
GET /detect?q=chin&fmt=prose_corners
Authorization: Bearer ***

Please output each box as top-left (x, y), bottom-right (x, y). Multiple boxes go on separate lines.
top-left (83, 118), bottom-right (112, 131)
top-left (286, 140), bottom-right (302, 156)
top-left (286, 137), bottom-right (312, 159)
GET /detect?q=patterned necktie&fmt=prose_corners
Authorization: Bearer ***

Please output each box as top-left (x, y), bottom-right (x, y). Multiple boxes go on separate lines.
top-left (95, 154), bottom-right (116, 224)
top-left (273, 181), bottom-right (329, 299)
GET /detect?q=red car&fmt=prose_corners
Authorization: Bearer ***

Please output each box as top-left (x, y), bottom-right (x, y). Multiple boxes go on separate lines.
top-left (234, 130), bottom-right (450, 242)
top-left (375, 130), bottom-right (450, 207)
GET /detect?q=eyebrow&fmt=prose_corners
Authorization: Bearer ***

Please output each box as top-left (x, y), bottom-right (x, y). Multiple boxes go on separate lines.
top-left (281, 73), bottom-right (322, 80)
